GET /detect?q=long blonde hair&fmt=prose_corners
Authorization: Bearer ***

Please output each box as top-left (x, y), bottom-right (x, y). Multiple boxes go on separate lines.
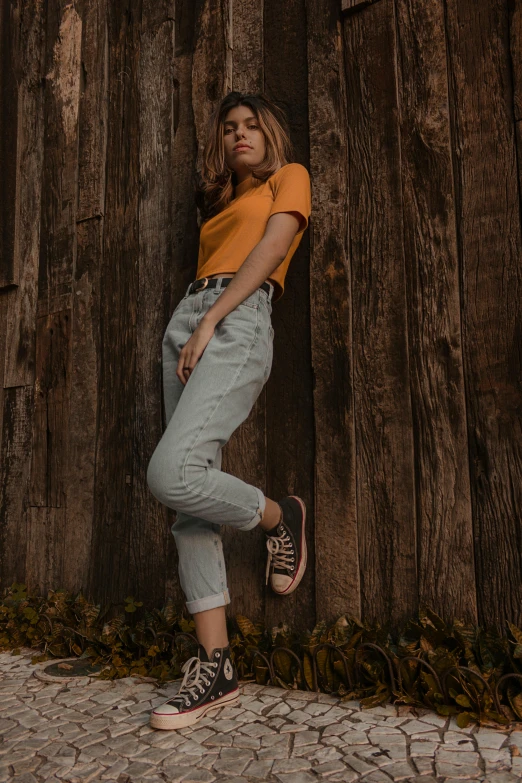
top-left (195, 92), bottom-right (295, 223)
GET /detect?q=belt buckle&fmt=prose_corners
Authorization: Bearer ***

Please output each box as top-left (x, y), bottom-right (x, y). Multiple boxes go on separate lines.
top-left (191, 277), bottom-right (209, 294)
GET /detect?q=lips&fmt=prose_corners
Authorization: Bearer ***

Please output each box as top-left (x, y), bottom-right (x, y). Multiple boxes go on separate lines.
top-left (234, 145), bottom-right (251, 151)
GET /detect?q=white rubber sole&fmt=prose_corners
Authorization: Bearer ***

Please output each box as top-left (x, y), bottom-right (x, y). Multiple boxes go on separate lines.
top-left (271, 495), bottom-right (307, 596)
top-left (150, 688), bottom-right (240, 730)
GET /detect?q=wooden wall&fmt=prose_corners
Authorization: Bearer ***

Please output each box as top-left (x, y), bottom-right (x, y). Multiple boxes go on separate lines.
top-left (1, 0), bottom-right (521, 634)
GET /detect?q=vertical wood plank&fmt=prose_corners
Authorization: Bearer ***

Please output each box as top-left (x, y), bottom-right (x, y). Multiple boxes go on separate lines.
top-left (220, 0), bottom-right (268, 622)
top-left (26, 507), bottom-right (66, 592)
top-left (445, 0), bottom-right (522, 629)
top-left (161, 0), bottom-right (202, 607)
top-left (31, 310), bottom-right (71, 513)
top-left (0, 0), bottom-right (20, 287)
top-left (62, 0), bottom-right (109, 593)
top-left (0, 0), bottom-right (46, 585)
top-left (306, 0), bottom-right (361, 624)
top-left (0, 387), bottom-right (33, 587)
top-left (510, 0), bottom-right (522, 204)
top-left (87, 0), bottom-right (141, 605)
top-left (133, 0), bottom-right (176, 606)
top-left (29, 1), bottom-right (82, 546)
top-left (26, 0), bottom-right (81, 611)
top-left (38, 3), bottom-right (82, 306)
top-left (395, 0), bottom-right (476, 622)
top-left (4, 0), bottom-right (46, 390)
top-left (192, 0), bottom-right (229, 156)
top-left (264, 0), bottom-right (316, 633)
top-left (343, 0), bottom-right (417, 627)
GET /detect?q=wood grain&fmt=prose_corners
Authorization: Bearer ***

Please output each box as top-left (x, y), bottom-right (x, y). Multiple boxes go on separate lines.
top-left (263, 0), bottom-right (316, 633)
top-left (220, 0), bottom-right (268, 623)
top-left (0, 387), bottom-right (33, 588)
top-left (1, 0), bottom-right (521, 633)
top-left (395, 0), bottom-right (476, 623)
top-left (306, 0), bottom-right (360, 624)
top-left (62, 0), bottom-right (108, 593)
top-left (87, 0), bottom-right (141, 605)
top-left (0, 0), bottom-right (20, 288)
top-left (133, 0), bottom-right (176, 606)
top-left (445, 0), bottom-right (522, 629)
top-left (343, 0), bottom-right (417, 628)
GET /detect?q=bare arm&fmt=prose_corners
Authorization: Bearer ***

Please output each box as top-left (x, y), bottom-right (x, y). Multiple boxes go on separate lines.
top-left (176, 210), bottom-right (303, 384)
top-left (201, 211), bottom-right (302, 327)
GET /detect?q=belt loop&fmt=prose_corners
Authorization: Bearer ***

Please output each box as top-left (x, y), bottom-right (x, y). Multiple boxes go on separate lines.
top-left (215, 277), bottom-right (222, 293)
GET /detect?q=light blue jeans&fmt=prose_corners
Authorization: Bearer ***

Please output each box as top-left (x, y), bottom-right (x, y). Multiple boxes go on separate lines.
top-left (146, 276), bottom-right (275, 614)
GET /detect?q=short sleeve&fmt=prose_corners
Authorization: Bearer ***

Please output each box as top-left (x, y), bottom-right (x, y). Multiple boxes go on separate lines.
top-left (268, 163), bottom-right (311, 233)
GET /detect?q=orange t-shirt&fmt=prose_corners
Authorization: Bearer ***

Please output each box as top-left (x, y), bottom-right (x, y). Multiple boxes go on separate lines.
top-left (196, 162), bottom-right (311, 301)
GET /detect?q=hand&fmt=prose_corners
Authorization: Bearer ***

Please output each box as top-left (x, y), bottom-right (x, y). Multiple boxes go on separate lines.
top-left (177, 318), bottom-right (216, 386)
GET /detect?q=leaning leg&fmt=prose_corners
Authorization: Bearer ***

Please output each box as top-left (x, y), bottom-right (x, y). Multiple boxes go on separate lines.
top-left (147, 300), bottom-right (273, 529)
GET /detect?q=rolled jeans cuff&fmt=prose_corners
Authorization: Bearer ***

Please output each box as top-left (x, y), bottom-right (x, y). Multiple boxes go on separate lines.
top-left (186, 588), bottom-right (231, 615)
top-left (237, 486), bottom-right (266, 531)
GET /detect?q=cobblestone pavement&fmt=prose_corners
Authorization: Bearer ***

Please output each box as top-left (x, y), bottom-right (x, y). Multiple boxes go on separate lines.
top-left (1, 649), bottom-right (522, 783)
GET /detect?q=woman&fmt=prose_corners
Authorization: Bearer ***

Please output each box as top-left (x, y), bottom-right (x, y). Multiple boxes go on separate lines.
top-left (146, 91), bottom-right (311, 730)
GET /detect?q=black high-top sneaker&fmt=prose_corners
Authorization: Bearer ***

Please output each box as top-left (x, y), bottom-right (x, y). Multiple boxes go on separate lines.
top-left (150, 643), bottom-right (240, 730)
top-left (265, 495), bottom-right (307, 595)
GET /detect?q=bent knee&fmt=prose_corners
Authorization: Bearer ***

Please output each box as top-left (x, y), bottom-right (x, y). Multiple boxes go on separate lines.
top-left (147, 450), bottom-right (207, 508)
top-left (146, 448), bottom-right (184, 505)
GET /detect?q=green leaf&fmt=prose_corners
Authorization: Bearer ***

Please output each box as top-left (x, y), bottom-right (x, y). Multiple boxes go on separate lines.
top-left (456, 711), bottom-right (471, 728)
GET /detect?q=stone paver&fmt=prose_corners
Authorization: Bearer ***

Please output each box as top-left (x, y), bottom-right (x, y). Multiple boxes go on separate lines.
top-left (0, 648), bottom-right (520, 781)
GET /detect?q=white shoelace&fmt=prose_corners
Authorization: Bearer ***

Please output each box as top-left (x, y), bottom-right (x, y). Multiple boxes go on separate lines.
top-left (167, 656), bottom-right (218, 707)
top-left (265, 531), bottom-right (295, 584)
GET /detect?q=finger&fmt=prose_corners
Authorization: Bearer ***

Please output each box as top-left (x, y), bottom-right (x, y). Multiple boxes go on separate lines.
top-left (180, 365), bottom-right (192, 385)
top-left (176, 350), bottom-right (187, 384)
top-left (176, 362), bottom-right (188, 385)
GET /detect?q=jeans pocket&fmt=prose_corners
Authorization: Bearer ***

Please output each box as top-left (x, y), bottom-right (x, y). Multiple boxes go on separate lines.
top-left (240, 295), bottom-right (259, 310)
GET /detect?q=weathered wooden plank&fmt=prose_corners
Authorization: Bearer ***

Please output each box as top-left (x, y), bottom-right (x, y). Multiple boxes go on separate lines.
top-left (220, 0), bottom-right (268, 622)
top-left (445, 0), bottom-right (522, 630)
top-left (38, 2), bottom-right (82, 303)
top-left (0, 0), bottom-right (20, 288)
top-left (4, 0), bottom-right (46, 389)
top-left (162, 0), bottom-right (202, 608)
top-left (230, 0), bottom-right (263, 93)
top-left (306, 0), bottom-right (360, 624)
top-left (343, 0), bottom-right (417, 627)
top-left (87, 0), bottom-right (141, 605)
top-left (61, 0), bottom-right (109, 593)
top-left (394, 0), bottom-right (476, 623)
top-left (263, 0), bottom-right (316, 633)
top-left (25, 507), bottom-right (65, 593)
top-left (133, 0), bottom-right (176, 606)
top-left (0, 292), bottom-right (6, 487)
top-left (0, 386), bottom-right (33, 588)
top-left (30, 310), bottom-right (70, 509)
top-left (192, 0), bottom-right (230, 151)
top-left (28, 3), bottom-right (81, 571)
top-left (510, 0), bottom-right (522, 210)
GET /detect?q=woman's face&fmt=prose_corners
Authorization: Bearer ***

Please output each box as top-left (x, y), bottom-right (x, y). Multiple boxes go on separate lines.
top-left (223, 105), bottom-right (266, 182)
